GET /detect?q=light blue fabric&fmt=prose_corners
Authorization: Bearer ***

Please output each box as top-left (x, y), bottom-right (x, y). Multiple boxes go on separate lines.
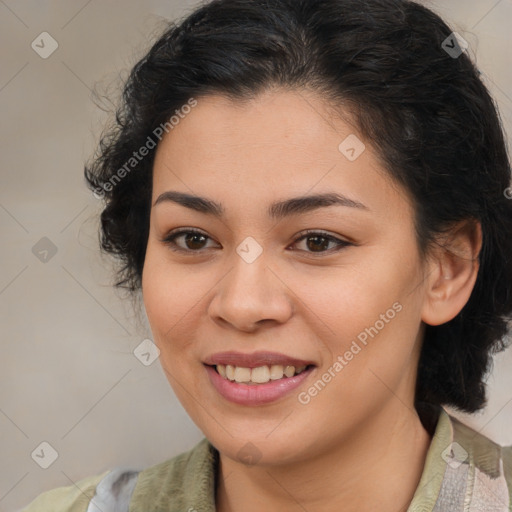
top-left (85, 468), bottom-right (139, 512)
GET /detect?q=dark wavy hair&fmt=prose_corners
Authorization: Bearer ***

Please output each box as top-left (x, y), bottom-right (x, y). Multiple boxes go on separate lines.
top-left (84, 0), bottom-right (512, 413)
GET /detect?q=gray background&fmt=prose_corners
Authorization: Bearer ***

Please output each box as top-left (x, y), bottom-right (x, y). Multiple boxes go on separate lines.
top-left (1, 0), bottom-right (511, 510)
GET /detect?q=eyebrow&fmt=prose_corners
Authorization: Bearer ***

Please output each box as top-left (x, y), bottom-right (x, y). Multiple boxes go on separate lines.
top-left (153, 190), bottom-right (369, 219)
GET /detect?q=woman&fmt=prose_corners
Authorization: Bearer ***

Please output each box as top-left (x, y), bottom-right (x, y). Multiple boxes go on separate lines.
top-left (22, 0), bottom-right (512, 510)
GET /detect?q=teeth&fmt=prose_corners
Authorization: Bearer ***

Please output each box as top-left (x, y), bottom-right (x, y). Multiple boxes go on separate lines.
top-left (226, 364), bottom-right (236, 380)
top-left (269, 364), bottom-right (284, 380)
top-left (284, 365), bottom-right (295, 378)
top-left (251, 365), bottom-right (270, 383)
top-left (234, 366), bottom-right (251, 383)
top-left (215, 364), bottom-right (309, 383)
top-left (217, 364), bottom-right (227, 378)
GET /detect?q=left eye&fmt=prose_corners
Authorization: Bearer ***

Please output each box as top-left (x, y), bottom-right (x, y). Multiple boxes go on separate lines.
top-left (161, 229), bottom-right (352, 254)
top-left (292, 230), bottom-right (352, 253)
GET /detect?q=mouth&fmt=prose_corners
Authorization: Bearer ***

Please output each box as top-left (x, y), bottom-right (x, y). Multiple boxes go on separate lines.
top-left (202, 351), bottom-right (317, 405)
top-left (207, 363), bottom-right (314, 385)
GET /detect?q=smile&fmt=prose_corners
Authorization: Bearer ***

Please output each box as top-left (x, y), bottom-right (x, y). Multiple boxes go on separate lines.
top-left (214, 363), bottom-right (309, 385)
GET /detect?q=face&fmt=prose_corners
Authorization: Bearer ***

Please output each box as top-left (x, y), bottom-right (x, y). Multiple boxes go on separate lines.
top-left (142, 88), bottom-right (430, 466)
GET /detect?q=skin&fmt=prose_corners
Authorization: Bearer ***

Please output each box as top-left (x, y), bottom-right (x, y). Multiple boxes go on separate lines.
top-left (141, 88), bottom-right (482, 512)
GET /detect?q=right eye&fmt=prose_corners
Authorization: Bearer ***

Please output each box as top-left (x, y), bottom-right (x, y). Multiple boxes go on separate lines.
top-left (160, 228), bottom-right (219, 253)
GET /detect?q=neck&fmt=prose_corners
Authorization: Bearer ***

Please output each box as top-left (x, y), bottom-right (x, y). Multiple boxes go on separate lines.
top-left (215, 403), bottom-right (433, 512)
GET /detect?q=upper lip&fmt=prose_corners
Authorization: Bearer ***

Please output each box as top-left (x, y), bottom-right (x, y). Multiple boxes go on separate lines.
top-left (203, 351), bottom-right (316, 368)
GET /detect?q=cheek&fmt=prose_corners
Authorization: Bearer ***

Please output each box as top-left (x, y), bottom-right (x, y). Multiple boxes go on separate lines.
top-left (293, 252), bottom-right (424, 376)
top-left (291, 262), bottom-right (407, 337)
top-left (141, 250), bottom-right (208, 411)
top-left (142, 232), bottom-right (424, 356)
top-left (141, 246), bottom-right (198, 349)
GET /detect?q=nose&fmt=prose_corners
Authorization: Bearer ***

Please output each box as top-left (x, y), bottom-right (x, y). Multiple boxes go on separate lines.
top-left (207, 250), bottom-right (294, 332)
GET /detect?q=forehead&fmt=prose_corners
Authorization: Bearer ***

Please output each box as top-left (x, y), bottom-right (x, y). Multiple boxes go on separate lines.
top-left (151, 89), bottom-right (412, 222)
top-left (155, 89), bottom-right (351, 163)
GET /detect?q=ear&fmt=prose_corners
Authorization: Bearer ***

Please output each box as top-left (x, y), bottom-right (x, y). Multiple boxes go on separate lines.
top-left (421, 220), bottom-right (482, 326)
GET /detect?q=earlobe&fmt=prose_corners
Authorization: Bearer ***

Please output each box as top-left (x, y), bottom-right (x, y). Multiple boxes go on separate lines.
top-left (421, 220), bottom-right (482, 326)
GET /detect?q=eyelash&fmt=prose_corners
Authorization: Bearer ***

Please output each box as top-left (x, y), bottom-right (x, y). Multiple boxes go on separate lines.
top-left (160, 228), bottom-right (352, 256)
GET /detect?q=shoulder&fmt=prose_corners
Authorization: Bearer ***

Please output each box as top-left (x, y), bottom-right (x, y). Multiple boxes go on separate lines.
top-left (449, 412), bottom-right (512, 470)
top-left (130, 437), bottom-right (218, 509)
top-left (20, 470), bottom-right (110, 512)
top-left (411, 405), bottom-right (512, 510)
top-left (20, 438), bottom-right (216, 512)
top-left (21, 468), bottom-right (140, 512)
top-left (447, 411), bottom-right (512, 509)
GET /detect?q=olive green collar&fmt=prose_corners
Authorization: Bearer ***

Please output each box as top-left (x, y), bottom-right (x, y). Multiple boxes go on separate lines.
top-left (129, 406), bottom-right (511, 511)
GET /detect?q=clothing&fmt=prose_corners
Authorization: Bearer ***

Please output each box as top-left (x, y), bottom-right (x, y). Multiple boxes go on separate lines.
top-left (21, 405), bottom-right (512, 511)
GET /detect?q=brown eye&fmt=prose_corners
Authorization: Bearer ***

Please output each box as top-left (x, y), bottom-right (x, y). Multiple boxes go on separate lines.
top-left (181, 232), bottom-right (208, 250)
top-left (291, 231), bottom-right (352, 254)
top-left (161, 229), bottom-right (217, 252)
top-left (161, 228), bottom-right (352, 256)
top-left (304, 235), bottom-right (331, 252)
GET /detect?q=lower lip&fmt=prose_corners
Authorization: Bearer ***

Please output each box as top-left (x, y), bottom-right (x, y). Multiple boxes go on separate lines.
top-left (205, 364), bottom-right (315, 406)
